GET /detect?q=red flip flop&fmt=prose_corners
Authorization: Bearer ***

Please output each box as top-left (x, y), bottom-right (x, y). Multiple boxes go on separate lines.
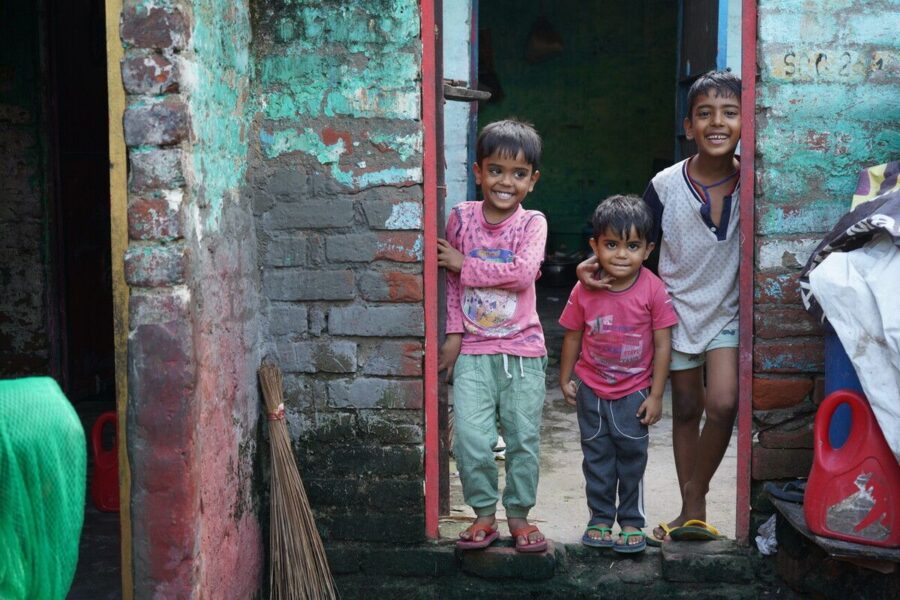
top-left (511, 524), bottom-right (548, 553)
top-left (457, 522), bottom-right (499, 550)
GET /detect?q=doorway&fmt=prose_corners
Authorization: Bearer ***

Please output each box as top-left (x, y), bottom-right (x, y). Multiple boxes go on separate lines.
top-left (45, 0), bottom-right (121, 596)
top-left (438, 0), bottom-right (743, 543)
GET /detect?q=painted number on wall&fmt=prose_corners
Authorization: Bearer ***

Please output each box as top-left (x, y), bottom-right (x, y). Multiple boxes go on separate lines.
top-left (769, 49), bottom-right (890, 82)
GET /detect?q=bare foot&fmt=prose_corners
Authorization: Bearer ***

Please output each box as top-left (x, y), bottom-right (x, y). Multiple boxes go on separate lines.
top-left (585, 522), bottom-right (613, 542)
top-left (616, 525), bottom-right (645, 547)
top-left (459, 515), bottom-right (496, 542)
top-left (507, 517), bottom-right (544, 547)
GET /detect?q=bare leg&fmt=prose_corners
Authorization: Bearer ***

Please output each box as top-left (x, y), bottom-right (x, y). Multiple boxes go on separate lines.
top-left (680, 347), bottom-right (738, 521)
top-left (653, 366), bottom-right (704, 539)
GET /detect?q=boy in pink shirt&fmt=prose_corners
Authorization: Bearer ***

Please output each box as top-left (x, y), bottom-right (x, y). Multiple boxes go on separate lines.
top-left (438, 119), bottom-right (548, 552)
top-left (559, 195), bottom-right (677, 553)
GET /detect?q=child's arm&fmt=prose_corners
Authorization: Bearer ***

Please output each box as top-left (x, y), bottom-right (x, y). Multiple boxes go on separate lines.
top-left (441, 209), bottom-right (465, 380)
top-left (459, 215), bottom-right (547, 290)
top-left (559, 329), bottom-right (583, 406)
top-left (637, 326), bottom-right (672, 425)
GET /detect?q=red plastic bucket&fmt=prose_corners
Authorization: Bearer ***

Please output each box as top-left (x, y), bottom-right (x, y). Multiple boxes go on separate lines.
top-left (90, 411), bottom-right (120, 512)
top-left (805, 390), bottom-right (900, 547)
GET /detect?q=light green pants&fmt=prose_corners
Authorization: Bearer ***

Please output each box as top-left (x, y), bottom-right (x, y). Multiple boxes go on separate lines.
top-left (452, 353), bottom-right (547, 519)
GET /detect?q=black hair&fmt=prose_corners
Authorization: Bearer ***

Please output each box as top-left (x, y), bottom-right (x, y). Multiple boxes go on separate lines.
top-left (591, 195), bottom-right (654, 241)
top-left (476, 118), bottom-right (542, 171)
top-left (686, 70), bottom-right (742, 118)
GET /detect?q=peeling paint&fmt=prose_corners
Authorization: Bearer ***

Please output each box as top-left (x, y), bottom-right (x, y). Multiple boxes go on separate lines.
top-left (385, 202), bottom-right (423, 229)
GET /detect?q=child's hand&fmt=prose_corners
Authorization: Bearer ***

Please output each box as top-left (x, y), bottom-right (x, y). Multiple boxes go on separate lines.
top-left (439, 334), bottom-right (463, 383)
top-left (637, 394), bottom-right (663, 425)
top-left (561, 380), bottom-right (578, 407)
top-left (575, 255), bottom-right (614, 291)
top-left (437, 238), bottom-right (464, 273)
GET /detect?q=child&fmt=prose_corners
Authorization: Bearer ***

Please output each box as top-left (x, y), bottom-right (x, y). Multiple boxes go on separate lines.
top-left (560, 195), bottom-right (677, 553)
top-left (438, 119), bottom-right (549, 552)
top-left (578, 70), bottom-right (742, 543)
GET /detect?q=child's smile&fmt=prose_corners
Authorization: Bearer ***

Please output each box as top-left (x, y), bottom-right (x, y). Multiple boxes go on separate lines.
top-left (684, 91), bottom-right (741, 159)
top-left (588, 226), bottom-right (653, 291)
top-left (474, 150), bottom-right (540, 224)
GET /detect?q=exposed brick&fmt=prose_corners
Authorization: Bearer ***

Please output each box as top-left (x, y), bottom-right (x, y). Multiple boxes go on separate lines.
top-left (121, 51), bottom-right (178, 94)
top-left (755, 306), bottom-right (821, 339)
top-left (276, 340), bottom-right (357, 374)
top-left (752, 376), bottom-right (814, 410)
top-left (124, 243), bottom-right (186, 287)
top-left (319, 512), bottom-right (424, 543)
top-left (753, 400), bottom-right (816, 429)
top-left (375, 232), bottom-right (423, 262)
top-left (129, 148), bottom-right (184, 192)
top-left (305, 478), bottom-right (423, 510)
top-left (325, 233), bottom-right (377, 262)
top-left (358, 410), bottom-right (423, 443)
top-left (282, 374), bottom-right (327, 411)
top-left (263, 235), bottom-right (308, 267)
top-left (459, 542), bottom-right (558, 580)
top-left (363, 198), bottom-right (423, 230)
top-left (357, 270), bottom-right (423, 302)
top-left (263, 198), bottom-right (354, 229)
top-left (361, 545), bottom-right (455, 577)
top-left (264, 168), bottom-right (310, 198)
top-left (268, 303), bottom-right (308, 335)
top-left (812, 375), bottom-right (826, 405)
top-left (129, 288), bottom-right (190, 326)
top-left (129, 194), bottom-right (183, 241)
top-left (756, 237), bottom-right (820, 272)
top-left (324, 544), bottom-right (362, 575)
top-left (298, 445), bottom-right (423, 478)
top-left (751, 444), bottom-right (813, 480)
top-left (309, 306), bottom-right (327, 336)
top-left (329, 305), bottom-right (424, 337)
top-left (124, 97), bottom-right (190, 146)
top-left (121, 1), bottom-right (190, 50)
top-left (754, 338), bottom-right (824, 373)
top-left (327, 378), bottom-right (422, 409)
top-left (759, 417), bottom-right (814, 449)
top-left (661, 540), bottom-right (754, 583)
top-left (262, 268), bottom-right (355, 301)
top-left (359, 341), bottom-right (423, 376)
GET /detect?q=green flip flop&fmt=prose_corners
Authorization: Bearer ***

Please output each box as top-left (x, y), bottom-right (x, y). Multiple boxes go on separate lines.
top-left (613, 531), bottom-right (647, 554)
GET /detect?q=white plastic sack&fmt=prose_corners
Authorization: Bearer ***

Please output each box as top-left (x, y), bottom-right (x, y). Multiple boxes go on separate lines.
top-left (809, 234), bottom-right (900, 460)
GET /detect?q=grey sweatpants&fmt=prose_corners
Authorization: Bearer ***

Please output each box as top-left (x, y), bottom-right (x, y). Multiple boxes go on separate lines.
top-left (576, 383), bottom-right (649, 529)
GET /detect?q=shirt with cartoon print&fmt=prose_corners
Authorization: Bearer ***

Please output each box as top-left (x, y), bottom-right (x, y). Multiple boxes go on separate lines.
top-left (445, 201), bottom-right (547, 357)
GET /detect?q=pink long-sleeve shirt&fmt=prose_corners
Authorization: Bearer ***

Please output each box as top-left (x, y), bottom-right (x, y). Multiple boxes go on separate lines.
top-left (445, 201), bottom-right (547, 357)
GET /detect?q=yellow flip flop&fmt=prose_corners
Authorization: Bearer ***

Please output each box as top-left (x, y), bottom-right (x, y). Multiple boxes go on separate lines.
top-left (647, 521), bottom-right (675, 546)
top-left (669, 519), bottom-right (723, 541)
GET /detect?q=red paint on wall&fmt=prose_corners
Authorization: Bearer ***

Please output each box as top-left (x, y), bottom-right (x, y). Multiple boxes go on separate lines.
top-left (320, 127), bottom-right (353, 151)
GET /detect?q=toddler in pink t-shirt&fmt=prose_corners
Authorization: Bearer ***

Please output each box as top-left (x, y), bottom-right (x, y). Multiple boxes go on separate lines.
top-left (559, 195), bottom-right (677, 553)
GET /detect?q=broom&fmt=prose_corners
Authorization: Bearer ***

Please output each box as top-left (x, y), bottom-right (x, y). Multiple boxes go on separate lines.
top-left (258, 361), bottom-right (338, 600)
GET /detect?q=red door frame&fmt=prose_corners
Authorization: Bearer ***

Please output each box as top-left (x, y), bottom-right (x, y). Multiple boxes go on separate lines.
top-left (421, 0), bottom-right (441, 539)
top-left (736, 0), bottom-right (757, 546)
top-left (423, 0), bottom-right (758, 543)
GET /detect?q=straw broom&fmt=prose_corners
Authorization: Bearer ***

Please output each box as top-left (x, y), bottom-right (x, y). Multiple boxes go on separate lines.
top-left (259, 361), bottom-right (338, 600)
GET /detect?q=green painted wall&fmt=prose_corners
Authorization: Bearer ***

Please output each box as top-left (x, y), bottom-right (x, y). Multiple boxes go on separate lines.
top-left (479, 1), bottom-right (677, 253)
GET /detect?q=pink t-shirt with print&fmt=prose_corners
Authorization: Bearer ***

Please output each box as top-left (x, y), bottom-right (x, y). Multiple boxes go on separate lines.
top-left (559, 267), bottom-right (678, 399)
top-left (445, 201), bottom-right (547, 357)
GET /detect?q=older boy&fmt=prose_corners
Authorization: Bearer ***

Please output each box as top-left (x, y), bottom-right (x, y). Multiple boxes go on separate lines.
top-left (579, 70), bottom-right (743, 543)
top-left (560, 195), bottom-right (677, 553)
top-left (438, 119), bottom-right (549, 552)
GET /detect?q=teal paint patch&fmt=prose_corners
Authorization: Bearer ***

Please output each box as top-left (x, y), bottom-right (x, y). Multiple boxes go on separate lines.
top-left (188, 0), bottom-right (254, 231)
top-left (385, 202), bottom-right (423, 229)
top-left (369, 132), bottom-right (422, 162)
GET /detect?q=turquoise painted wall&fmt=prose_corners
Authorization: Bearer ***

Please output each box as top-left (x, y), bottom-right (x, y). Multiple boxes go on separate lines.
top-left (754, 0), bottom-right (900, 376)
top-left (478, 1), bottom-right (677, 254)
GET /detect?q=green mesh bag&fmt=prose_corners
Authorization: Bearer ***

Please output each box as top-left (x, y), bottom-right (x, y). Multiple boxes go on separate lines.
top-left (0, 377), bottom-right (86, 599)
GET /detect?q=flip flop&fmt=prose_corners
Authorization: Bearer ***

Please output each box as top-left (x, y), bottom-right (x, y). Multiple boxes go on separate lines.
top-left (647, 521), bottom-right (675, 547)
top-left (457, 522), bottom-right (499, 550)
top-left (581, 525), bottom-right (614, 548)
top-left (668, 519), bottom-right (724, 541)
top-left (764, 480), bottom-right (806, 504)
top-left (511, 524), bottom-right (548, 553)
top-left (613, 531), bottom-right (647, 554)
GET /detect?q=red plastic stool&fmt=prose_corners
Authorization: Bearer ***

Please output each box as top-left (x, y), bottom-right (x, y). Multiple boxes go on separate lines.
top-left (90, 411), bottom-right (120, 512)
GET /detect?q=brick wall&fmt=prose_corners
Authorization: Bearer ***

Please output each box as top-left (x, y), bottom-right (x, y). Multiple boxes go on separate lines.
top-left (0, 4), bottom-right (50, 377)
top-left (751, 0), bottom-right (899, 510)
top-left (251, 0), bottom-right (427, 543)
top-left (121, 0), bottom-right (262, 596)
